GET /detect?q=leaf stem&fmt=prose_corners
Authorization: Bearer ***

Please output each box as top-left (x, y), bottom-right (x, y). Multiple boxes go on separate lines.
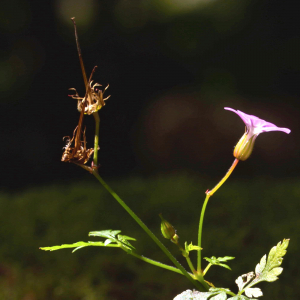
top-left (127, 251), bottom-right (197, 279)
top-left (202, 263), bottom-right (212, 276)
top-left (92, 171), bottom-right (207, 291)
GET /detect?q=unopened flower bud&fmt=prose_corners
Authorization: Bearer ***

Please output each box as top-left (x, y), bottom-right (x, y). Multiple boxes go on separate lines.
top-left (159, 214), bottom-right (176, 240)
top-left (233, 132), bottom-right (256, 161)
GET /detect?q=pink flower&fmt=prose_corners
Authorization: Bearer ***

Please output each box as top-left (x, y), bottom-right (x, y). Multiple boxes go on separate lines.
top-left (225, 107), bottom-right (291, 161)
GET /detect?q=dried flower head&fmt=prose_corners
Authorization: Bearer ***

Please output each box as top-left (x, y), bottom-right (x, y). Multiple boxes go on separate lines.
top-left (61, 100), bottom-right (94, 164)
top-left (69, 66), bottom-right (110, 115)
top-left (61, 18), bottom-right (100, 165)
top-left (69, 18), bottom-right (110, 115)
top-left (62, 127), bottom-right (94, 164)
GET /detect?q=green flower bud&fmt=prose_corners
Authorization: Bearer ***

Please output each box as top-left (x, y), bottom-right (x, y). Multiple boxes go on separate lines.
top-left (233, 133), bottom-right (257, 161)
top-left (159, 214), bottom-right (176, 240)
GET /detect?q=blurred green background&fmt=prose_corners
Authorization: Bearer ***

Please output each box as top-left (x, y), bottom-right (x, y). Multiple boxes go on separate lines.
top-left (0, 0), bottom-right (299, 299)
top-left (0, 176), bottom-right (299, 299)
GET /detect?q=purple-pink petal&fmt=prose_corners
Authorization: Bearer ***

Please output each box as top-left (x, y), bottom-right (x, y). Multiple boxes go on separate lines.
top-left (224, 107), bottom-right (291, 135)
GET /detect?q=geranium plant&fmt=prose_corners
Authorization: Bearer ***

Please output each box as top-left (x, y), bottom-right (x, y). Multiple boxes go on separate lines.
top-left (40, 18), bottom-right (291, 300)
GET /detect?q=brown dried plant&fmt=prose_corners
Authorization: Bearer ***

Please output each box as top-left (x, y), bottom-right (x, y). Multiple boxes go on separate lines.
top-left (62, 18), bottom-right (108, 165)
top-left (68, 18), bottom-right (110, 115)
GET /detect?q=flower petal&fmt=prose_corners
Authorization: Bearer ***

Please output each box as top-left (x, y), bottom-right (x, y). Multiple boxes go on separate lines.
top-left (224, 107), bottom-right (291, 135)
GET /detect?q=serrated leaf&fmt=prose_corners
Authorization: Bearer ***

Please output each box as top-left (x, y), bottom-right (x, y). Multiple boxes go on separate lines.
top-left (235, 239), bottom-right (290, 295)
top-left (174, 290), bottom-right (217, 300)
top-left (251, 239), bottom-right (289, 285)
top-left (245, 287), bottom-right (263, 298)
top-left (266, 239), bottom-right (289, 270)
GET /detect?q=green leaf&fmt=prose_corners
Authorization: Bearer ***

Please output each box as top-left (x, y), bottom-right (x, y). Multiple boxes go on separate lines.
top-left (252, 239), bottom-right (289, 285)
top-left (217, 257), bottom-right (235, 262)
top-left (89, 229), bottom-right (136, 251)
top-left (89, 229), bottom-right (121, 239)
top-left (117, 234), bottom-right (136, 250)
top-left (204, 256), bottom-right (234, 270)
top-left (40, 229), bottom-right (137, 253)
top-left (184, 242), bottom-right (201, 255)
top-left (40, 241), bottom-right (112, 252)
top-left (234, 239), bottom-right (290, 296)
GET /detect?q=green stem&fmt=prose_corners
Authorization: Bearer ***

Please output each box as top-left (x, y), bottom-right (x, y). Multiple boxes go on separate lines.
top-left (197, 194), bottom-right (210, 272)
top-left (93, 112), bottom-right (100, 166)
top-left (225, 290), bottom-right (237, 297)
top-left (185, 256), bottom-right (208, 289)
top-left (174, 241), bottom-right (210, 289)
top-left (92, 171), bottom-right (207, 291)
top-left (185, 256), bottom-right (196, 274)
top-left (207, 158), bottom-right (239, 196)
top-left (128, 251), bottom-right (197, 279)
top-left (202, 263), bottom-right (212, 276)
top-left (197, 158), bottom-right (239, 273)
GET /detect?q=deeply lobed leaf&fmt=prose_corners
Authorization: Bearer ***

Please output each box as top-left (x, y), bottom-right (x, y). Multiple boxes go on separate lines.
top-left (204, 256), bottom-right (235, 270)
top-left (234, 239), bottom-right (289, 297)
top-left (40, 230), bottom-right (137, 252)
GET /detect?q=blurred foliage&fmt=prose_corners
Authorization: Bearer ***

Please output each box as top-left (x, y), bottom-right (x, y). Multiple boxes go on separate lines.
top-left (0, 174), bottom-right (299, 299)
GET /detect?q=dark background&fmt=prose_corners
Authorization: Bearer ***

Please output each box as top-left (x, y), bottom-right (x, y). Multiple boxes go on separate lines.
top-left (1, 0), bottom-right (299, 190)
top-left (1, 0), bottom-right (300, 299)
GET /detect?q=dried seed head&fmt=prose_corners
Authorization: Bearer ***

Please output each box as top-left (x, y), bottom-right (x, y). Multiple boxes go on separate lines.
top-left (61, 126), bottom-right (94, 164)
top-left (69, 18), bottom-right (110, 115)
top-left (69, 69), bottom-right (110, 115)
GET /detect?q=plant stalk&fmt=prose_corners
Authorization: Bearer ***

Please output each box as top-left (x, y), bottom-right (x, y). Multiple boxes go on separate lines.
top-left (93, 112), bottom-right (100, 166)
top-left (128, 251), bottom-right (197, 279)
top-left (197, 158), bottom-right (239, 273)
top-left (92, 171), bottom-right (207, 291)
